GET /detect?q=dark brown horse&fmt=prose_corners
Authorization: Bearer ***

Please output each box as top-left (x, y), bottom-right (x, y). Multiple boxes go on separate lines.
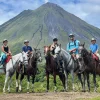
top-left (16, 49), bottom-right (42, 93)
top-left (78, 44), bottom-right (99, 92)
top-left (44, 46), bottom-right (65, 92)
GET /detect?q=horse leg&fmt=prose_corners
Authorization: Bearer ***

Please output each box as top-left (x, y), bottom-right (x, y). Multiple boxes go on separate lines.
top-left (46, 72), bottom-right (49, 92)
top-left (86, 73), bottom-right (90, 92)
top-left (16, 71), bottom-right (19, 92)
top-left (3, 72), bottom-right (9, 93)
top-left (71, 70), bottom-right (75, 91)
top-left (62, 62), bottom-right (68, 91)
top-left (27, 75), bottom-right (30, 93)
top-left (32, 76), bottom-right (35, 93)
top-left (93, 73), bottom-right (97, 92)
top-left (7, 76), bottom-right (12, 93)
top-left (59, 74), bottom-right (66, 91)
top-left (83, 72), bottom-right (86, 92)
top-left (53, 73), bottom-right (57, 92)
top-left (78, 73), bottom-right (86, 92)
top-left (77, 74), bottom-right (83, 91)
top-left (19, 74), bottom-right (24, 92)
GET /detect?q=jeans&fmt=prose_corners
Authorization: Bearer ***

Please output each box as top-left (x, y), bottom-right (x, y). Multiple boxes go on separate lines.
top-left (1, 52), bottom-right (7, 64)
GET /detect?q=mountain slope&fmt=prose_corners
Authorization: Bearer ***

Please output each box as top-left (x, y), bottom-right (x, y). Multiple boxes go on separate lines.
top-left (0, 2), bottom-right (100, 54)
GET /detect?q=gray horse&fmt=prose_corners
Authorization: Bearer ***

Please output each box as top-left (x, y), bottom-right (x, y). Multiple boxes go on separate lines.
top-left (53, 45), bottom-right (84, 91)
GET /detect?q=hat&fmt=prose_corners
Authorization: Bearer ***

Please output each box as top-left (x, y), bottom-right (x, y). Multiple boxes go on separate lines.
top-left (3, 39), bottom-right (8, 43)
top-left (91, 38), bottom-right (96, 41)
top-left (53, 38), bottom-right (58, 42)
top-left (69, 34), bottom-right (74, 37)
top-left (24, 40), bottom-right (29, 43)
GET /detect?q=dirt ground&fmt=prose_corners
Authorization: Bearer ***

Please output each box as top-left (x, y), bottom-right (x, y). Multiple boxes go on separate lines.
top-left (0, 92), bottom-right (100, 100)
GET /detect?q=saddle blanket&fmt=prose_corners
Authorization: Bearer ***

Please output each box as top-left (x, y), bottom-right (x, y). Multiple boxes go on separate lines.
top-left (5, 55), bottom-right (12, 63)
top-left (92, 54), bottom-right (99, 61)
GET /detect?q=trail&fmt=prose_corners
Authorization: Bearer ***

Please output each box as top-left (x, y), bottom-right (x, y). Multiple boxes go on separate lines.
top-left (0, 92), bottom-right (100, 100)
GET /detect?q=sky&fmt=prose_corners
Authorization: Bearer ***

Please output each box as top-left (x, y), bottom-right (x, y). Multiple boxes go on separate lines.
top-left (0, 0), bottom-right (100, 28)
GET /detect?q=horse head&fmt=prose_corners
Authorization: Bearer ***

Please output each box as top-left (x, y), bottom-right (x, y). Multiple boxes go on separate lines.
top-left (53, 44), bottom-right (61, 58)
top-left (44, 46), bottom-right (51, 57)
top-left (21, 52), bottom-right (29, 66)
top-left (33, 48), bottom-right (42, 62)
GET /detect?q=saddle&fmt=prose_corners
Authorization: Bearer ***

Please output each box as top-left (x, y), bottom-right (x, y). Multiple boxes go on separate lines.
top-left (92, 54), bottom-right (99, 62)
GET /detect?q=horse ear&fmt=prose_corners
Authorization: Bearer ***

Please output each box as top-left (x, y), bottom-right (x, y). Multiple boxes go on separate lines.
top-left (60, 44), bottom-right (61, 48)
top-left (83, 42), bottom-right (85, 47)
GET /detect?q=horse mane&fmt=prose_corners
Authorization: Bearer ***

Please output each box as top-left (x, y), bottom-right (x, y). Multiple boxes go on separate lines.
top-left (82, 47), bottom-right (92, 64)
top-left (61, 48), bottom-right (71, 57)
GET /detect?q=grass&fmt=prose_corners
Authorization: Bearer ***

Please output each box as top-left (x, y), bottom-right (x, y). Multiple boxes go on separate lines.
top-left (78, 97), bottom-right (100, 100)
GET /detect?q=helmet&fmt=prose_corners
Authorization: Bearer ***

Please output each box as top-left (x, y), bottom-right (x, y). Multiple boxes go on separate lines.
top-left (69, 34), bottom-right (74, 37)
top-left (24, 40), bottom-right (29, 43)
top-left (3, 39), bottom-right (8, 43)
top-left (53, 38), bottom-right (58, 42)
top-left (91, 38), bottom-right (96, 41)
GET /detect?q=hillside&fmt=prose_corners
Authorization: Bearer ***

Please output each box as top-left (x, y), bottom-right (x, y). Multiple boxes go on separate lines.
top-left (0, 2), bottom-right (100, 54)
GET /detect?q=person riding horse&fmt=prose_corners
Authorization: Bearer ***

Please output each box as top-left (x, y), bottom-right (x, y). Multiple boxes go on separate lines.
top-left (50, 38), bottom-right (59, 54)
top-left (1, 39), bottom-right (12, 72)
top-left (22, 40), bottom-right (33, 56)
top-left (90, 38), bottom-right (100, 61)
top-left (50, 38), bottom-right (63, 73)
top-left (67, 34), bottom-right (80, 60)
top-left (67, 34), bottom-right (84, 73)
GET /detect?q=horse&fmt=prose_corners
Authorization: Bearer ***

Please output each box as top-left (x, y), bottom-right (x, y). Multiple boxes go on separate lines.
top-left (78, 44), bottom-right (99, 92)
top-left (53, 44), bottom-right (85, 91)
top-left (3, 52), bottom-right (28, 93)
top-left (16, 48), bottom-right (42, 93)
top-left (44, 46), bottom-right (66, 92)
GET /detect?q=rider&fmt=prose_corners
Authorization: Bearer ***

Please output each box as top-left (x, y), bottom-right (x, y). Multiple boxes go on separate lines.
top-left (50, 38), bottom-right (63, 72)
top-left (22, 40), bottom-right (33, 56)
top-left (50, 38), bottom-right (58, 54)
top-left (67, 34), bottom-right (80, 60)
top-left (67, 34), bottom-right (83, 73)
top-left (1, 39), bottom-right (12, 72)
top-left (90, 38), bottom-right (100, 60)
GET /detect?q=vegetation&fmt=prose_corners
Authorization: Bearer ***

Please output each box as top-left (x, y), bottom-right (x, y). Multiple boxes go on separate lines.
top-left (0, 61), bottom-right (100, 93)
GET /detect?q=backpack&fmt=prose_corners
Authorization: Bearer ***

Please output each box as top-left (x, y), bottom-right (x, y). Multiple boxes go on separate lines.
top-left (69, 40), bottom-right (76, 49)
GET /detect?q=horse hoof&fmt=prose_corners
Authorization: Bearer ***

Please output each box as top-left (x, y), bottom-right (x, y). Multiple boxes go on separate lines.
top-left (27, 92), bottom-right (30, 94)
top-left (19, 90), bottom-right (22, 93)
top-left (46, 90), bottom-right (48, 93)
top-left (7, 90), bottom-right (11, 93)
top-left (32, 91), bottom-right (35, 93)
top-left (16, 87), bottom-right (19, 93)
top-left (54, 90), bottom-right (57, 93)
top-left (81, 90), bottom-right (86, 92)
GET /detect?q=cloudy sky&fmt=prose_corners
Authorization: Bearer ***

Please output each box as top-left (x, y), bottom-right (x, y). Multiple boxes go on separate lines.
top-left (0, 0), bottom-right (100, 28)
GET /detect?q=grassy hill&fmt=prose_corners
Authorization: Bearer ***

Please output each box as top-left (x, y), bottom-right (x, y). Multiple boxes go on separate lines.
top-left (0, 2), bottom-right (100, 54)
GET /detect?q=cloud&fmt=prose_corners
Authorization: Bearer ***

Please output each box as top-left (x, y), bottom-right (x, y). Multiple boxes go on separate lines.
top-left (0, 0), bottom-right (100, 28)
top-left (44, 0), bottom-right (49, 3)
top-left (0, 0), bottom-right (43, 25)
top-left (49, 0), bottom-right (100, 28)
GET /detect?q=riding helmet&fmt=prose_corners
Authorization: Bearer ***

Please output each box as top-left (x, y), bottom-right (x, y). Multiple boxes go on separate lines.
top-left (24, 40), bottom-right (29, 43)
top-left (53, 38), bottom-right (58, 42)
top-left (69, 34), bottom-right (75, 37)
top-left (3, 39), bottom-right (8, 43)
top-left (91, 38), bottom-right (96, 41)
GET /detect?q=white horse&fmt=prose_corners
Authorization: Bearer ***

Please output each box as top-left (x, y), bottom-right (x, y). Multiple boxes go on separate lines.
top-left (3, 52), bottom-right (28, 93)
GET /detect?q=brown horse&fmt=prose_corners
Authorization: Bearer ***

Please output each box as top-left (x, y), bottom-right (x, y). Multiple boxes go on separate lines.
top-left (78, 44), bottom-right (99, 92)
top-left (44, 46), bottom-right (65, 92)
top-left (16, 49), bottom-right (42, 93)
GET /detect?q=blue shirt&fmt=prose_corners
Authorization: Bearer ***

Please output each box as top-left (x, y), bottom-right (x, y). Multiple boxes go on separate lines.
top-left (22, 46), bottom-right (32, 53)
top-left (90, 44), bottom-right (98, 53)
top-left (67, 40), bottom-right (80, 54)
